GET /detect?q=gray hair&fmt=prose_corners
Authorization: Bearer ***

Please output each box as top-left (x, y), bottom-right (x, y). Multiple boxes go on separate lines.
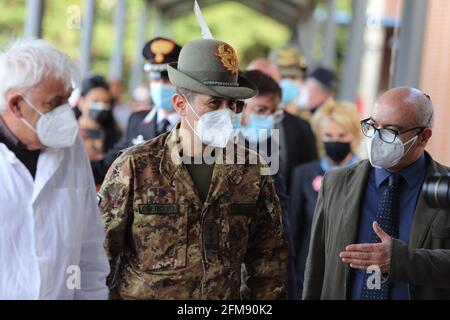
top-left (0, 38), bottom-right (78, 112)
top-left (176, 87), bottom-right (197, 103)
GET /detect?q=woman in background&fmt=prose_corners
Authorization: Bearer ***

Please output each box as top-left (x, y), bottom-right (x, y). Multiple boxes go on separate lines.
top-left (289, 100), bottom-right (362, 297)
top-left (76, 75), bottom-right (122, 161)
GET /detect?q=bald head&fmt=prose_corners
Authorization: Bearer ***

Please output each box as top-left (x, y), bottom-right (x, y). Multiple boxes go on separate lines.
top-left (369, 87), bottom-right (434, 172)
top-left (246, 58), bottom-right (281, 83)
top-left (375, 87), bottom-right (434, 129)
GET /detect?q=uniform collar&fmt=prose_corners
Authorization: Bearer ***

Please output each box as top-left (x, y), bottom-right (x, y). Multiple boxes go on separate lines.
top-left (159, 125), bottom-right (245, 190)
top-left (374, 153), bottom-right (427, 189)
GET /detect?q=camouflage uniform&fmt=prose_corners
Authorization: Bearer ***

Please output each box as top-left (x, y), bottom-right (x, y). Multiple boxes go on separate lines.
top-left (99, 126), bottom-right (288, 299)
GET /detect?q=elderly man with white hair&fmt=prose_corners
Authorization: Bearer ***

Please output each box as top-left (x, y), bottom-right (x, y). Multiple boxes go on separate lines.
top-left (0, 38), bottom-right (109, 299)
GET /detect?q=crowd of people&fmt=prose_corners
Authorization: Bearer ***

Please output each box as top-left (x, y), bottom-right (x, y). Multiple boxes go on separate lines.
top-left (0, 31), bottom-right (449, 300)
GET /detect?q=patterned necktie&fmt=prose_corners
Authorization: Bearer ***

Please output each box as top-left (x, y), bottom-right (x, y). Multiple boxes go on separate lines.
top-left (158, 119), bottom-right (171, 135)
top-left (360, 173), bottom-right (402, 300)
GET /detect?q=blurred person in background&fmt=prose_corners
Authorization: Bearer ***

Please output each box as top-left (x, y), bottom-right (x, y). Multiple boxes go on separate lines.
top-left (0, 38), bottom-right (109, 299)
top-left (240, 69), bottom-right (299, 299)
top-left (269, 45), bottom-right (308, 116)
top-left (289, 100), bottom-right (362, 297)
top-left (76, 75), bottom-right (122, 162)
top-left (109, 80), bottom-right (131, 132)
top-left (90, 37), bottom-right (182, 185)
top-left (245, 64), bottom-right (318, 193)
top-left (246, 58), bottom-right (282, 83)
top-left (293, 66), bottom-right (337, 122)
top-left (130, 85), bottom-right (151, 112)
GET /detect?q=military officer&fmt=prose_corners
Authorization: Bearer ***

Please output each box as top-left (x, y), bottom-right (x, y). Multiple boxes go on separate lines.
top-left (91, 37), bottom-right (182, 184)
top-left (99, 39), bottom-right (288, 300)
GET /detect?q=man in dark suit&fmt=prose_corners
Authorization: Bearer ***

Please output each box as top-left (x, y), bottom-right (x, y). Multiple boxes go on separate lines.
top-left (304, 87), bottom-right (450, 300)
top-left (245, 59), bottom-right (318, 194)
top-left (278, 111), bottom-right (318, 193)
top-left (91, 38), bottom-right (182, 184)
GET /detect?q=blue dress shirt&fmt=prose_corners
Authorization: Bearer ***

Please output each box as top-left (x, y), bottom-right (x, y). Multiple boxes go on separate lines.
top-left (349, 154), bottom-right (427, 300)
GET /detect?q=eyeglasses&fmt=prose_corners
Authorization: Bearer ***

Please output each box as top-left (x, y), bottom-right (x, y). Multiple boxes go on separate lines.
top-left (360, 118), bottom-right (427, 144)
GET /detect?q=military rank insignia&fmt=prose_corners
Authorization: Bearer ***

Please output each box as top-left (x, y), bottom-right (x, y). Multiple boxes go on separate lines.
top-left (150, 38), bottom-right (176, 63)
top-left (215, 43), bottom-right (239, 75)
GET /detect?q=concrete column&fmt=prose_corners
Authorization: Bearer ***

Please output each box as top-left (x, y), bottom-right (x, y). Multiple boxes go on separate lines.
top-left (322, 0), bottom-right (337, 69)
top-left (339, 0), bottom-right (368, 102)
top-left (391, 0), bottom-right (428, 87)
top-left (128, 1), bottom-right (150, 94)
top-left (80, 0), bottom-right (96, 76)
top-left (24, 0), bottom-right (45, 38)
top-left (109, 0), bottom-right (127, 81)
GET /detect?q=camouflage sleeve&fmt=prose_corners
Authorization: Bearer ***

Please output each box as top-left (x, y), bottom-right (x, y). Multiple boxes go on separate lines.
top-left (245, 172), bottom-right (289, 299)
top-left (97, 152), bottom-right (134, 282)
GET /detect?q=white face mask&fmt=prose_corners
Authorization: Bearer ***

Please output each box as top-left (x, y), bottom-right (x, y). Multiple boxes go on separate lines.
top-left (185, 97), bottom-right (233, 148)
top-left (366, 131), bottom-right (418, 169)
top-left (21, 96), bottom-right (79, 148)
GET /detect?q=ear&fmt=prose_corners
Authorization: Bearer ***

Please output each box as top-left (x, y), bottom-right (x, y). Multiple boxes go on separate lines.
top-left (6, 91), bottom-right (24, 118)
top-left (173, 93), bottom-right (187, 117)
top-left (420, 128), bottom-right (432, 145)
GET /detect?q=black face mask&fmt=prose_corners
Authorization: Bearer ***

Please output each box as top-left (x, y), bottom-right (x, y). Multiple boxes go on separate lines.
top-left (324, 141), bottom-right (351, 163)
top-left (89, 109), bottom-right (112, 124)
top-left (88, 101), bottom-right (112, 125)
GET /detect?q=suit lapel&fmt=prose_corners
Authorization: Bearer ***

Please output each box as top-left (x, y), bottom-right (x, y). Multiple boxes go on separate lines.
top-left (410, 155), bottom-right (448, 248)
top-left (341, 160), bottom-right (372, 247)
top-left (143, 115), bottom-right (158, 140)
top-left (341, 160), bottom-right (372, 288)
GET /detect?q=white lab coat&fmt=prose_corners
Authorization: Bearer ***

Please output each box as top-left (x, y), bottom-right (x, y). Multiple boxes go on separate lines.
top-left (0, 135), bottom-right (110, 299)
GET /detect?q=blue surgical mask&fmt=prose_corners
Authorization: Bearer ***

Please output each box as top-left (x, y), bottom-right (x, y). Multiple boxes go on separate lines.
top-left (231, 112), bottom-right (242, 129)
top-left (242, 114), bottom-right (275, 143)
top-left (280, 79), bottom-right (300, 105)
top-left (150, 83), bottom-right (176, 111)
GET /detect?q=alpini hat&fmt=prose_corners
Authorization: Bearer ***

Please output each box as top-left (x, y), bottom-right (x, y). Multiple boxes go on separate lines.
top-left (167, 39), bottom-right (257, 99)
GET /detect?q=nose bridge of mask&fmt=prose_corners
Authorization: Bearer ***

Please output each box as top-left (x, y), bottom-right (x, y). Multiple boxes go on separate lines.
top-left (90, 101), bottom-right (110, 110)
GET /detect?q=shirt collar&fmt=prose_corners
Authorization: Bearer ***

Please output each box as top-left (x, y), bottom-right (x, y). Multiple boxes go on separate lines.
top-left (157, 109), bottom-right (180, 126)
top-left (320, 154), bottom-right (359, 172)
top-left (374, 153), bottom-right (427, 189)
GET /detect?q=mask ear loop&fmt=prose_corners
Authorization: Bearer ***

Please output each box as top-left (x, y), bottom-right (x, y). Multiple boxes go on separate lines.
top-left (183, 95), bottom-right (205, 150)
top-left (400, 134), bottom-right (419, 159)
top-left (19, 95), bottom-right (44, 133)
top-left (21, 95), bottom-right (44, 117)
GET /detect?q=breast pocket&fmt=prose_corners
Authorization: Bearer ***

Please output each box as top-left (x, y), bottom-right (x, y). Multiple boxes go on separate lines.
top-left (219, 201), bottom-right (255, 266)
top-left (132, 201), bottom-right (188, 272)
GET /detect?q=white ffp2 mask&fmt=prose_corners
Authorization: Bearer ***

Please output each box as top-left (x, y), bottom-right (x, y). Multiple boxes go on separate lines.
top-left (21, 96), bottom-right (79, 148)
top-left (185, 98), bottom-right (233, 148)
top-left (366, 131), bottom-right (418, 169)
